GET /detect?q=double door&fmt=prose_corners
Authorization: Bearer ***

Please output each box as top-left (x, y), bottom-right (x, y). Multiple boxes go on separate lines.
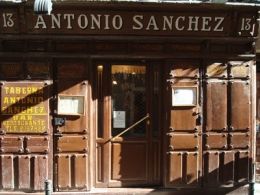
top-left (165, 60), bottom-right (252, 187)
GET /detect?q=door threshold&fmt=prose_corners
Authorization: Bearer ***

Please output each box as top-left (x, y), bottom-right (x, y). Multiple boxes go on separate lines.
top-left (0, 185), bottom-right (250, 195)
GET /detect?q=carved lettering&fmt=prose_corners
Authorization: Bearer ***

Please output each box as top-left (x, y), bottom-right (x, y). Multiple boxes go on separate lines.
top-left (241, 18), bottom-right (252, 31)
top-left (146, 16), bottom-right (159, 31)
top-left (133, 15), bottom-right (144, 30)
top-left (3, 13), bottom-right (14, 28)
top-left (34, 15), bottom-right (47, 29)
top-left (0, 11), bottom-right (255, 36)
top-left (214, 17), bottom-right (224, 32)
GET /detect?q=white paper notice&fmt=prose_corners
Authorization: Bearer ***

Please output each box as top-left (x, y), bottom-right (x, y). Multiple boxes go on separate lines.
top-left (113, 111), bottom-right (126, 128)
top-left (58, 96), bottom-right (84, 115)
top-left (172, 88), bottom-right (196, 106)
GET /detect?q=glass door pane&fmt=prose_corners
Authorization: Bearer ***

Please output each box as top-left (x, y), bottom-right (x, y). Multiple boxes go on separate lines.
top-left (111, 65), bottom-right (146, 137)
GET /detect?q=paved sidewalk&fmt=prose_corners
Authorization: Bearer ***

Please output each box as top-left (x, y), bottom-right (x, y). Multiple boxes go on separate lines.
top-left (254, 183), bottom-right (260, 194)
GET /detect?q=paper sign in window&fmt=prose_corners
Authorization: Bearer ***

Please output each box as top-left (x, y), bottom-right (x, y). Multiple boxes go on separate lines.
top-left (172, 87), bottom-right (197, 106)
top-left (58, 95), bottom-right (84, 115)
top-left (113, 111), bottom-right (126, 128)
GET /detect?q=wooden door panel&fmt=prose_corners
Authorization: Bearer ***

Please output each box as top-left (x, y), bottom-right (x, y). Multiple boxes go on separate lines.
top-left (1, 155), bottom-right (14, 189)
top-left (111, 142), bottom-right (147, 181)
top-left (169, 62), bottom-right (199, 78)
top-left (186, 152), bottom-right (199, 185)
top-left (167, 152), bottom-right (183, 186)
top-left (230, 133), bottom-right (250, 149)
top-left (235, 151), bottom-right (249, 182)
top-left (206, 62), bottom-right (227, 78)
top-left (205, 133), bottom-right (227, 150)
top-left (167, 152), bottom-right (199, 186)
top-left (1, 136), bottom-right (23, 153)
top-left (229, 61), bottom-right (250, 78)
top-left (230, 82), bottom-right (250, 131)
top-left (205, 82), bottom-right (227, 131)
top-left (57, 155), bottom-right (71, 190)
top-left (57, 135), bottom-right (88, 153)
top-left (171, 109), bottom-right (197, 131)
top-left (33, 155), bottom-right (48, 191)
top-left (25, 136), bottom-right (49, 153)
top-left (18, 156), bottom-right (31, 190)
top-left (168, 133), bottom-right (198, 151)
top-left (74, 154), bottom-right (88, 189)
top-left (56, 154), bottom-right (88, 190)
top-left (222, 151), bottom-right (234, 185)
top-left (57, 63), bottom-right (87, 79)
top-left (204, 152), bottom-right (220, 186)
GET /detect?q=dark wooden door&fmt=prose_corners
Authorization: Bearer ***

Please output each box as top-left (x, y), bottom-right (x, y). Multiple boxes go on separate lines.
top-left (165, 60), bottom-right (253, 188)
top-left (53, 61), bottom-right (90, 191)
top-left (96, 63), bottom-right (161, 187)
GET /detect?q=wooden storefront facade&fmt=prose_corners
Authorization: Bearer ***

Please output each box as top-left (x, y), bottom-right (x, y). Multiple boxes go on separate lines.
top-left (0, 1), bottom-right (258, 193)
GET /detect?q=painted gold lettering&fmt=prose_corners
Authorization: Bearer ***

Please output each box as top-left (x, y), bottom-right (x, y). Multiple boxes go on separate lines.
top-left (39, 106), bottom-right (45, 113)
top-left (4, 87), bottom-right (9, 94)
top-left (22, 87), bottom-right (27, 94)
top-left (2, 106), bottom-right (6, 112)
top-left (10, 87), bottom-right (15, 94)
top-left (7, 107), bottom-right (13, 114)
top-left (14, 107), bottom-right (20, 114)
top-left (31, 87), bottom-right (38, 93)
top-left (26, 107), bottom-right (34, 114)
top-left (27, 87), bottom-right (32, 94)
top-left (15, 87), bottom-right (21, 94)
top-left (10, 97), bottom-right (17, 104)
top-left (3, 97), bottom-right (9, 104)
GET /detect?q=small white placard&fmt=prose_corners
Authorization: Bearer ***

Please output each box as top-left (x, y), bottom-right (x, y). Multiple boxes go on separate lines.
top-left (113, 111), bottom-right (126, 128)
top-left (58, 96), bottom-right (84, 115)
top-left (172, 87), bottom-right (197, 106)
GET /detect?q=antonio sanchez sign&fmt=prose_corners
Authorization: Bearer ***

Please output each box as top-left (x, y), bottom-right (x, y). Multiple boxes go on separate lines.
top-left (0, 9), bottom-right (257, 36)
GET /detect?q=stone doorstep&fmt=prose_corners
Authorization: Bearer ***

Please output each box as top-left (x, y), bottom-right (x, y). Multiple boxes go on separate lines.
top-left (0, 185), bottom-right (254, 195)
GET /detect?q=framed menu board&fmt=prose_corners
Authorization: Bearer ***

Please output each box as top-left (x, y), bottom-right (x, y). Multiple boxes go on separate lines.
top-left (58, 95), bottom-right (85, 115)
top-left (172, 87), bottom-right (197, 106)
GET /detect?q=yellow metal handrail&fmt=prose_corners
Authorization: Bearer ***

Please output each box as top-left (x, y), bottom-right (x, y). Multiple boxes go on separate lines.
top-left (104, 113), bottom-right (149, 144)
